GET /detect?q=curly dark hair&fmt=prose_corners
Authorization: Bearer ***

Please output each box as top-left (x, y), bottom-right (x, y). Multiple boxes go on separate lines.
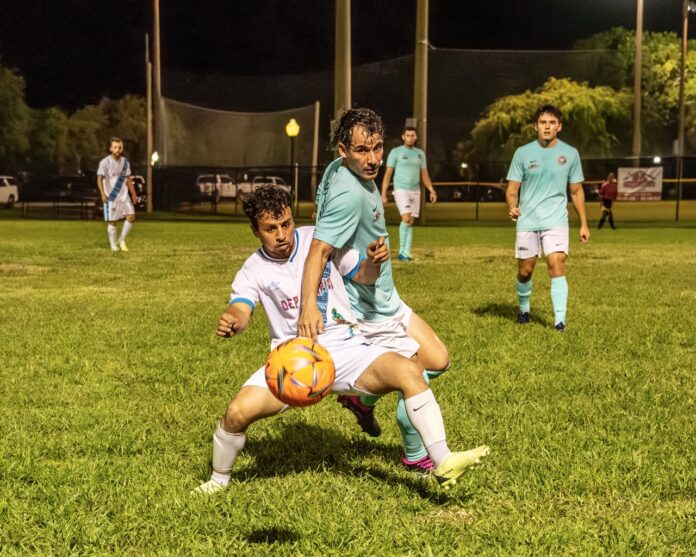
top-left (243, 186), bottom-right (293, 229)
top-left (329, 108), bottom-right (385, 151)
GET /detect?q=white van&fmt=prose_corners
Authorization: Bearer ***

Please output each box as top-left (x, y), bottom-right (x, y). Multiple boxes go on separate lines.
top-left (0, 176), bottom-right (19, 208)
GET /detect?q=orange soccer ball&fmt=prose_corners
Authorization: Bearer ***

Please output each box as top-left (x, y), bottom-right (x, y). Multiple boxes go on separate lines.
top-left (265, 337), bottom-right (335, 407)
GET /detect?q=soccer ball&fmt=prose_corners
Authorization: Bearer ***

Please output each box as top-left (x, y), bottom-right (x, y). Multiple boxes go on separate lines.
top-left (265, 337), bottom-right (335, 407)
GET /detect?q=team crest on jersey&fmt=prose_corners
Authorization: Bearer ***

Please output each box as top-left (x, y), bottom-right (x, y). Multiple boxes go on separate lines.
top-left (557, 155), bottom-right (567, 165)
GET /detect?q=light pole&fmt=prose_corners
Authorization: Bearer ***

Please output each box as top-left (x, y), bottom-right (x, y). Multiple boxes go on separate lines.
top-left (285, 118), bottom-right (300, 214)
top-left (633, 0), bottom-right (644, 165)
top-left (676, 0), bottom-right (696, 221)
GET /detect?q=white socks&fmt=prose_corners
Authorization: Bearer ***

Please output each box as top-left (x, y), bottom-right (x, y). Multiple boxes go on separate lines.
top-left (107, 224), bottom-right (117, 249)
top-left (120, 220), bottom-right (133, 242)
top-left (211, 422), bottom-right (246, 486)
top-left (404, 389), bottom-right (450, 467)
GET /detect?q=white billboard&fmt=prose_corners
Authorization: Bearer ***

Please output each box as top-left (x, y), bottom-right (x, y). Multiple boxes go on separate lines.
top-left (617, 167), bottom-right (663, 201)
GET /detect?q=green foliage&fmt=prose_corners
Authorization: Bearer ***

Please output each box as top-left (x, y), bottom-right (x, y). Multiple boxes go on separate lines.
top-left (460, 78), bottom-right (631, 162)
top-left (0, 218), bottom-right (694, 555)
top-left (0, 65), bottom-right (31, 171)
top-left (26, 107), bottom-right (68, 172)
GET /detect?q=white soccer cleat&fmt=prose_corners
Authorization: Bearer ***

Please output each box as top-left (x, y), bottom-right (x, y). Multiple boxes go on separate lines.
top-left (111, 245), bottom-right (120, 252)
top-left (434, 445), bottom-right (491, 490)
top-left (118, 240), bottom-right (129, 252)
top-left (191, 479), bottom-right (226, 495)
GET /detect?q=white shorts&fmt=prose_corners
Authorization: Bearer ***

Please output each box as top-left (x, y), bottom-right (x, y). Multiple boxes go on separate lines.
top-left (243, 331), bottom-right (389, 396)
top-left (515, 227), bottom-right (569, 259)
top-left (357, 301), bottom-right (419, 359)
top-left (103, 197), bottom-right (134, 222)
top-left (393, 189), bottom-right (421, 218)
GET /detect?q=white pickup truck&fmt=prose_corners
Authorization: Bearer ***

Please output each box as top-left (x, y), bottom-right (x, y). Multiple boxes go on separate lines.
top-left (0, 176), bottom-right (19, 208)
top-left (237, 175), bottom-right (291, 200)
top-left (195, 174), bottom-right (237, 202)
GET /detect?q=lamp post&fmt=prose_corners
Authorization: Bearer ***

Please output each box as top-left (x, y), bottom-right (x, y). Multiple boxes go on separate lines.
top-left (285, 118), bottom-right (300, 214)
top-left (677, 0), bottom-right (696, 221)
top-left (633, 0), bottom-right (644, 165)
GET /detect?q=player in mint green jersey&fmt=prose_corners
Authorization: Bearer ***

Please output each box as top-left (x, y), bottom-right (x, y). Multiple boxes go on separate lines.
top-left (381, 127), bottom-right (437, 261)
top-left (298, 109), bottom-right (486, 474)
top-left (505, 105), bottom-right (590, 332)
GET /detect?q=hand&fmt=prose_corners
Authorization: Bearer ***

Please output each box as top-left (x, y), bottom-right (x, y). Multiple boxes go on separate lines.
top-left (509, 207), bottom-right (521, 222)
top-left (381, 194), bottom-right (389, 206)
top-left (579, 225), bottom-right (590, 243)
top-left (101, 194), bottom-right (108, 204)
top-left (217, 312), bottom-right (241, 338)
top-left (131, 195), bottom-right (137, 204)
top-left (428, 189), bottom-right (437, 204)
top-left (298, 305), bottom-right (324, 340)
top-left (366, 236), bottom-right (389, 264)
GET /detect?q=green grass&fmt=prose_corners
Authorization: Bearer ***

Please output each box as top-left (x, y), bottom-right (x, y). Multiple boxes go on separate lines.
top-left (1, 218), bottom-right (694, 555)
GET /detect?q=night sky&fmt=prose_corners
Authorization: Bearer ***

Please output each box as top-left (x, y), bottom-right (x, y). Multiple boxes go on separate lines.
top-left (0, 0), bottom-right (685, 111)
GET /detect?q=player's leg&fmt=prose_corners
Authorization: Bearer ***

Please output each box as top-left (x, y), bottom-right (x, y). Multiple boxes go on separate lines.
top-left (515, 232), bottom-right (541, 323)
top-left (399, 213), bottom-right (412, 260)
top-left (355, 352), bottom-right (490, 488)
top-left (607, 201), bottom-right (616, 229)
top-left (403, 192), bottom-right (419, 260)
top-left (103, 201), bottom-right (120, 251)
top-left (194, 378), bottom-right (286, 494)
top-left (118, 203), bottom-right (136, 251)
top-left (542, 228), bottom-right (569, 331)
top-left (598, 205), bottom-right (607, 229)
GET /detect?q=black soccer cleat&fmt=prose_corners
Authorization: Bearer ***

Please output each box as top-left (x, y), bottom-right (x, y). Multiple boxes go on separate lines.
top-left (517, 311), bottom-right (531, 325)
top-left (554, 322), bottom-right (566, 332)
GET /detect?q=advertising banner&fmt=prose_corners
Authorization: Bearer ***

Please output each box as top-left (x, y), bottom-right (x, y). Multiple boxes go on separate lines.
top-left (617, 167), bottom-right (663, 201)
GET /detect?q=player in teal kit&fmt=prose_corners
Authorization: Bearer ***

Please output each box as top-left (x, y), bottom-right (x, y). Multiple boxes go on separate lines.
top-left (299, 109), bottom-right (488, 474)
top-left (381, 126), bottom-right (436, 261)
top-left (505, 105), bottom-right (590, 331)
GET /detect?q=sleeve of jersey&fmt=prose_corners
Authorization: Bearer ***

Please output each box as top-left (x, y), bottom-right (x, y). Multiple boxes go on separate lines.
top-left (314, 188), bottom-right (361, 249)
top-left (125, 159), bottom-right (132, 176)
top-left (420, 151), bottom-right (427, 168)
top-left (229, 265), bottom-right (259, 312)
top-left (386, 148), bottom-right (398, 168)
top-left (506, 149), bottom-right (524, 182)
top-left (97, 160), bottom-right (105, 177)
top-left (332, 246), bottom-right (364, 279)
top-left (568, 151), bottom-right (585, 183)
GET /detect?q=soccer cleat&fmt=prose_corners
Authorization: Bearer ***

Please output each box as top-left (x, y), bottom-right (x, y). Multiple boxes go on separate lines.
top-left (517, 311), bottom-right (531, 324)
top-left (118, 240), bottom-right (129, 252)
top-left (434, 445), bottom-right (491, 490)
top-left (191, 479), bottom-right (226, 495)
top-left (554, 322), bottom-right (566, 332)
top-left (110, 245), bottom-right (120, 252)
top-left (337, 395), bottom-right (381, 437)
top-left (401, 454), bottom-right (434, 474)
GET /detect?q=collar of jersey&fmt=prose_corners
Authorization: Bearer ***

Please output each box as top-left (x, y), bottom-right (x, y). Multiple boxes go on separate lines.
top-left (258, 230), bottom-right (300, 262)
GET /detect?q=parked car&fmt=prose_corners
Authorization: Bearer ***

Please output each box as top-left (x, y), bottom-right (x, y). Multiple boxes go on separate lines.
top-left (195, 173), bottom-right (236, 202)
top-left (0, 175), bottom-right (19, 208)
top-left (237, 175), bottom-right (291, 200)
top-left (132, 175), bottom-right (147, 210)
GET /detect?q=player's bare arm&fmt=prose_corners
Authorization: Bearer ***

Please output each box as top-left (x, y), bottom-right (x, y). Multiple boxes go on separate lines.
top-left (298, 238), bottom-right (334, 339)
top-left (216, 303), bottom-right (252, 338)
top-left (569, 183), bottom-right (590, 243)
top-left (421, 168), bottom-right (437, 204)
top-left (352, 237), bottom-right (387, 285)
top-left (381, 167), bottom-right (394, 205)
top-left (506, 180), bottom-right (522, 221)
top-left (97, 176), bottom-right (107, 203)
top-left (127, 176), bottom-right (137, 204)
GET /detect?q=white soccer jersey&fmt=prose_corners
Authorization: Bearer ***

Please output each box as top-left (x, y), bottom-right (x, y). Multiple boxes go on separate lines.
top-left (97, 155), bottom-right (131, 203)
top-left (230, 226), bottom-right (364, 349)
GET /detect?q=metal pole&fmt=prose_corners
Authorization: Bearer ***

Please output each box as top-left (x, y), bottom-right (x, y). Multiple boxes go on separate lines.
top-left (145, 34), bottom-right (153, 213)
top-left (334, 0), bottom-right (351, 120)
top-left (311, 101), bottom-right (320, 202)
top-left (632, 0), bottom-right (643, 165)
top-left (414, 0), bottom-right (429, 223)
top-left (153, 0), bottom-right (163, 164)
top-left (677, 0), bottom-right (689, 222)
top-left (294, 162), bottom-right (300, 217)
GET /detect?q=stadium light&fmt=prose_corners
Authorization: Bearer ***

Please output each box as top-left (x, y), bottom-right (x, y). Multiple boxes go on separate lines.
top-left (460, 162), bottom-right (468, 169)
top-left (285, 119), bottom-right (301, 214)
top-left (653, 156), bottom-right (662, 164)
top-left (151, 151), bottom-right (159, 166)
top-left (676, 0), bottom-right (696, 221)
top-left (285, 118), bottom-right (300, 138)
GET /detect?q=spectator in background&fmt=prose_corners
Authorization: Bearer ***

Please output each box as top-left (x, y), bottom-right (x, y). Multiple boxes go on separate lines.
top-left (598, 172), bottom-right (618, 230)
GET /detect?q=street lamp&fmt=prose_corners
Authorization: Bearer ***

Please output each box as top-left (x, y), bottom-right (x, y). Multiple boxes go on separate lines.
top-left (285, 118), bottom-right (300, 214)
top-left (150, 151), bottom-right (159, 166)
top-left (676, 0), bottom-right (696, 221)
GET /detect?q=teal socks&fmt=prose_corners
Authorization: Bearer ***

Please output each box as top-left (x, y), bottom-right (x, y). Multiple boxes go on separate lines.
top-left (516, 278), bottom-right (532, 312)
top-left (399, 222), bottom-right (408, 255)
top-left (404, 225), bottom-right (413, 257)
top-left (550, 276), bottom-right (568, 325)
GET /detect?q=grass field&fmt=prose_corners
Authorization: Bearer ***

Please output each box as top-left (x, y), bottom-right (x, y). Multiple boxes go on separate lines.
top-left (1, 215), bottom-right (695, 555)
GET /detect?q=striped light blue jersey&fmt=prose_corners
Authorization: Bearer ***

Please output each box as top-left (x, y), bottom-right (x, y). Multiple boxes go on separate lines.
top-left (97, 155), bottom-right (131, 203)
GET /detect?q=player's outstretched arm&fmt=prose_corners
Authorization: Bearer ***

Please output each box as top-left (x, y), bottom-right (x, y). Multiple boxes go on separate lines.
top-left (299, 238), bottom-right (334, 339)
top-left (569, 183), bottom-right (590, 243)
top-left (381, 167), bottom-right (394, 205)
top-left (217, 303), bottom-right (252, 338)
top-left (506, 180), bottom-right (522, 222)
top-left (352, 237), bottom-right (387, 285)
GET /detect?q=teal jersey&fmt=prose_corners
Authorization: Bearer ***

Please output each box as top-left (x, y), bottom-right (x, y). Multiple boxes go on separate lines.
top-left (386, 145), bottom-right (426, 190)
top-left (314, 158), bottom-right (401, 321)
top-left (506, 139), bottom-right (584, 231)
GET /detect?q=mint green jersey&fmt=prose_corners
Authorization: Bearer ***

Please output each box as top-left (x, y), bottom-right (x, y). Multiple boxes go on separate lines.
top-left (506, 139), bottom-right (584, 231)
top-left (314, 158), bottom-right (401, 321)
top-left (386, 145), bottom-right (426, 190)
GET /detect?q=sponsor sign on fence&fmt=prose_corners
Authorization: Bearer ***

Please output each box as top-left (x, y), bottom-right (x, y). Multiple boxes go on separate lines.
top-left (617, 167), bottom-right (663, 201)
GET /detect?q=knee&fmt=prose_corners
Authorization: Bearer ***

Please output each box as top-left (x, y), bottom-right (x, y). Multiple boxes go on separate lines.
top-left (517, 268), bottom-right (533, 282)
top-left (428, 345), bottom-right (450, 372)
top-left (221, 400), bottom-right (249, 433)
top-left (401, 360), bottom-right (428, 390)
top-left (127, 215), bottom-right (136, 223)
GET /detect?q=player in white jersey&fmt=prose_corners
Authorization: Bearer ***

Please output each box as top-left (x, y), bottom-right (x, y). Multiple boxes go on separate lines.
top-left (193, 187), bottom-right (490, 495)
top-left (96, 137), bottom-right (137, 252)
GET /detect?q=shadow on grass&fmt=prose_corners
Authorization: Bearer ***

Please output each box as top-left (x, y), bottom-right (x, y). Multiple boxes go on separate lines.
top-left (245, 526), bottom-right (300, 544)
top-left (236, 422), bottom-right (473, 503)
top-left (472, 302), bottom-right (553, 328)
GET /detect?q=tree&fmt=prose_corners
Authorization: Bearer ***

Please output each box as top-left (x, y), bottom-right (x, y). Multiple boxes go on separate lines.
top-left (0, 65), bottom-right (31, 172)
top-left (458, 78), bottom-right (631, 164)
top-left (27, 107), bottom-right (68, 172)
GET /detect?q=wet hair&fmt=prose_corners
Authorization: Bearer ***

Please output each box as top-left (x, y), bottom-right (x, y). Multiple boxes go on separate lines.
top-left (330, 108), bottom-right (385, 151)
top-left (403, 126), bottom-right (417, 133)
top-left (533, 104), bottom-right (562, 123)
top-left (243, 186), bottom-right (293, 229)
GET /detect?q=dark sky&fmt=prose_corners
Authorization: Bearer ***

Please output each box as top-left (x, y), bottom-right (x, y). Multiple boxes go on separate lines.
top-left (0, 0), bottom-right (685, 111)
